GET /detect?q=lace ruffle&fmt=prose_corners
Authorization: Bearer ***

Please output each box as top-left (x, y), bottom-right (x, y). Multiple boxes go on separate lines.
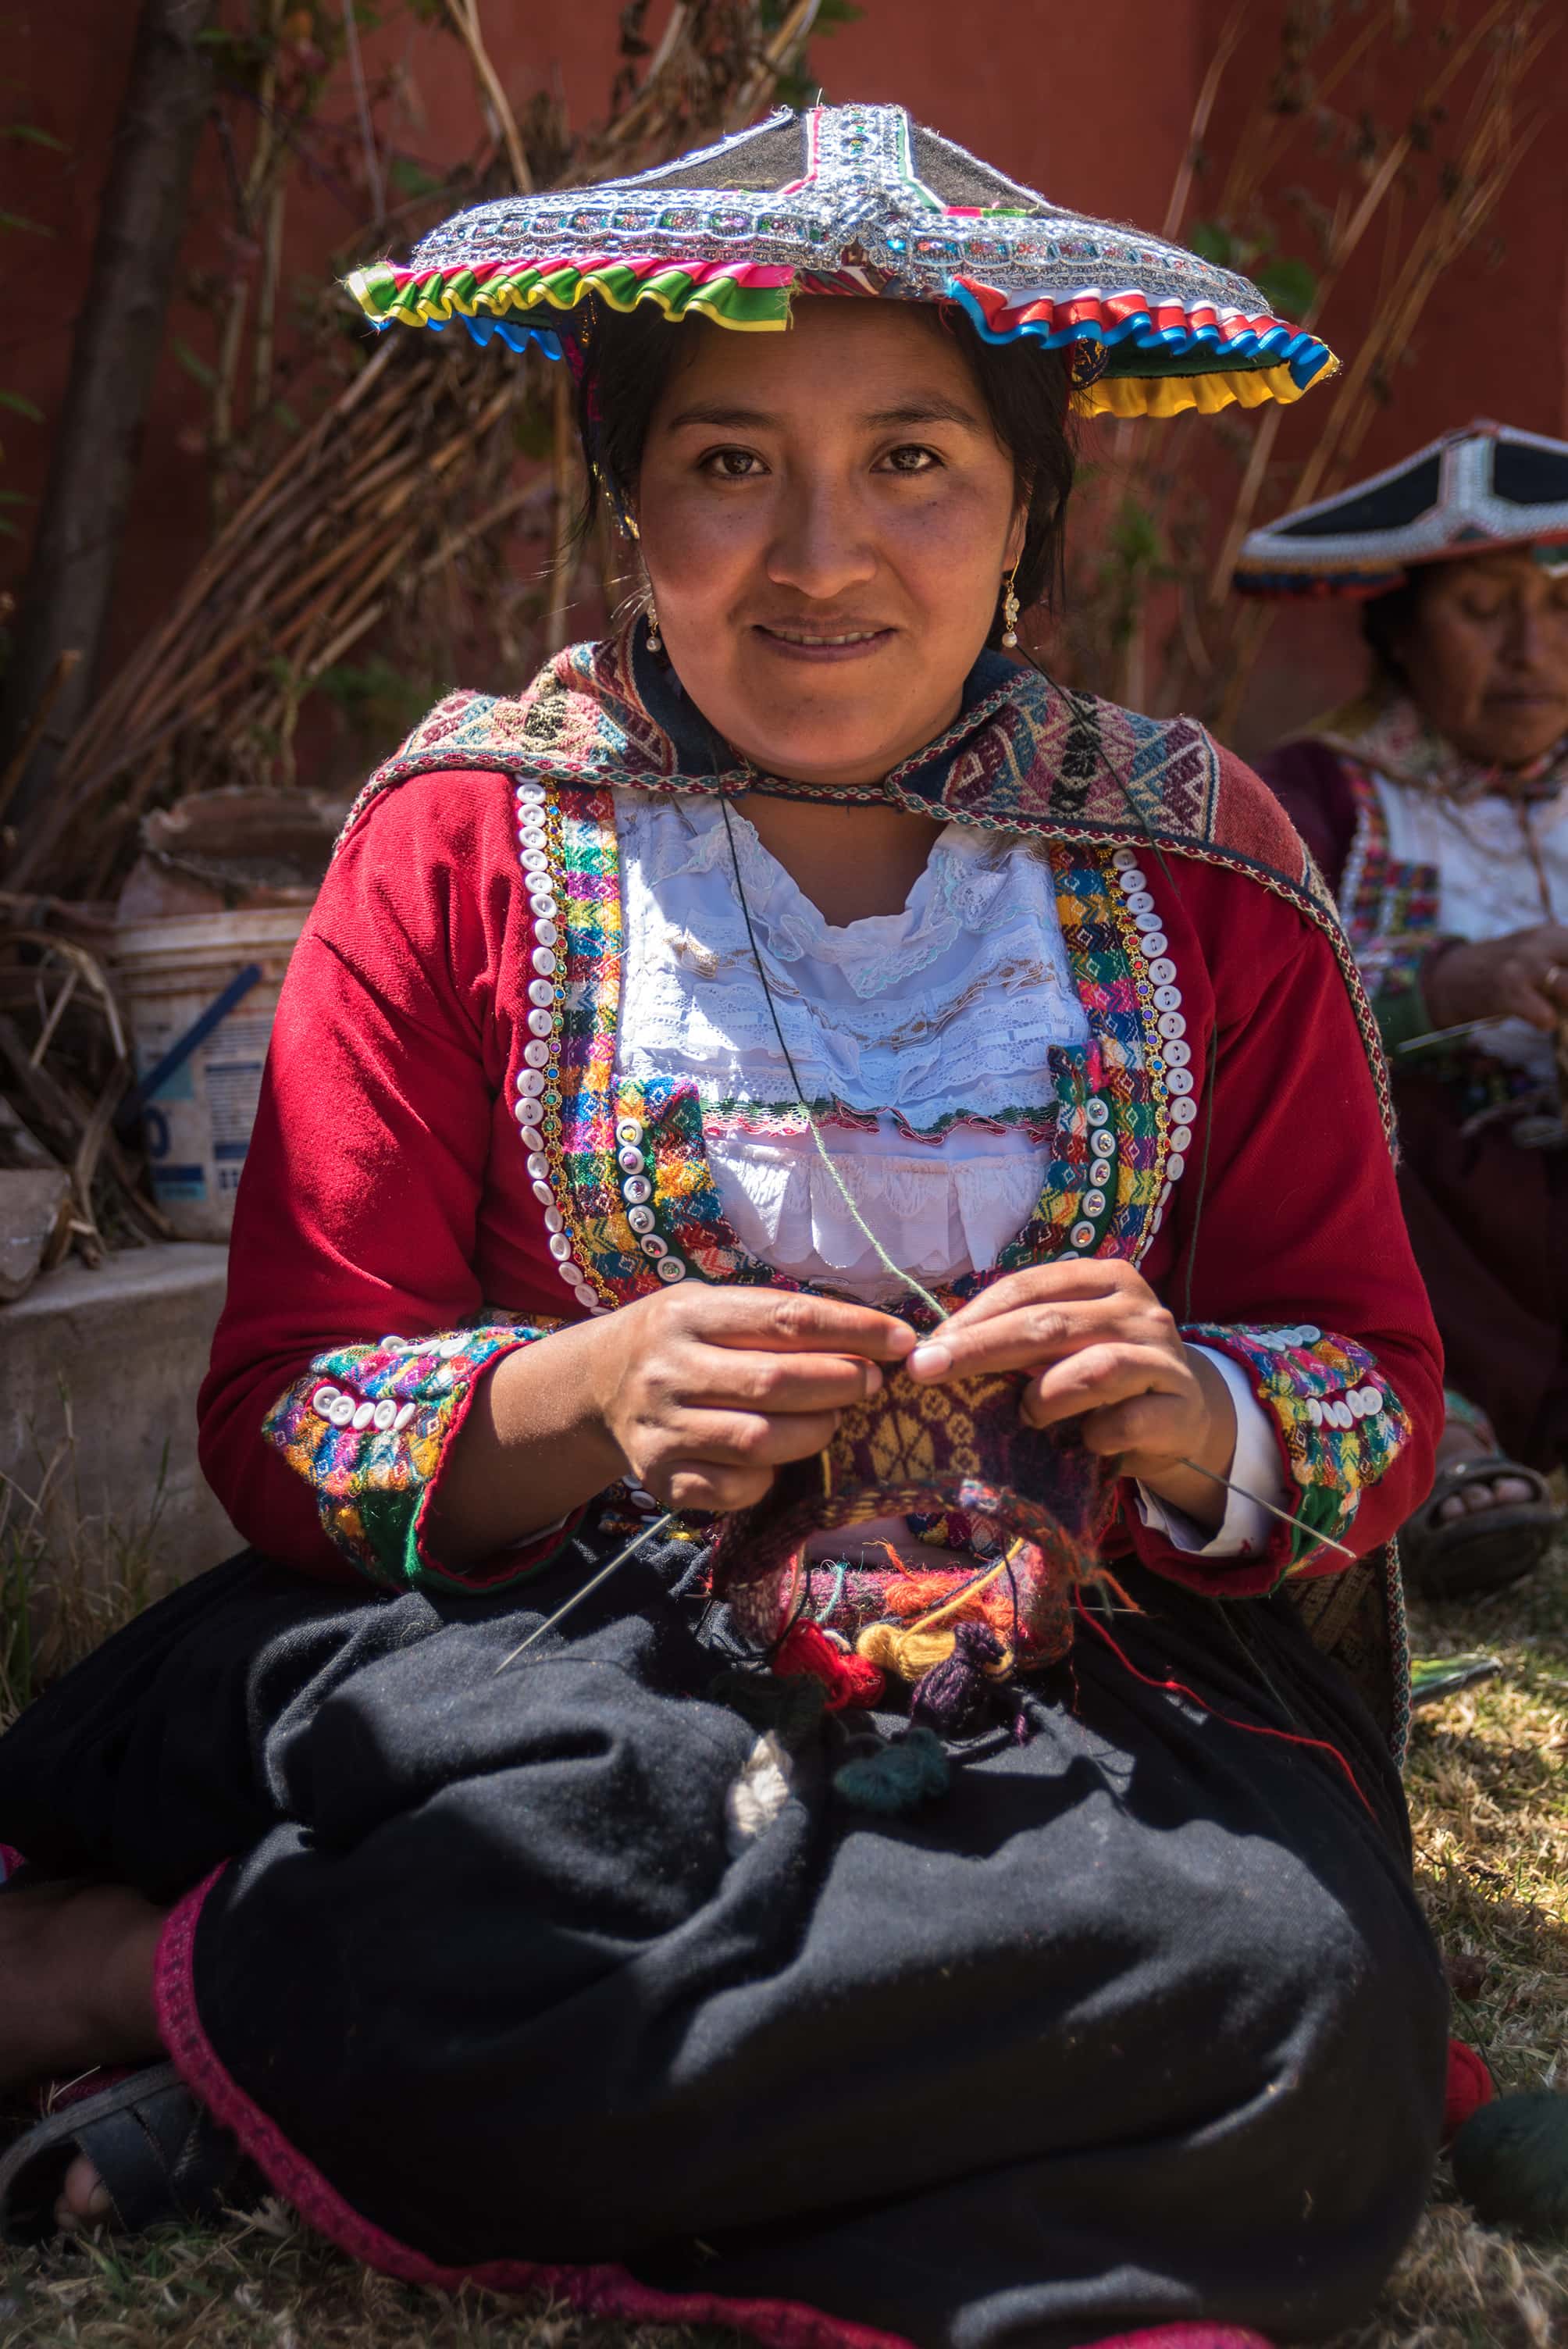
top-left (617, 790), bottom-right (1087, 1121)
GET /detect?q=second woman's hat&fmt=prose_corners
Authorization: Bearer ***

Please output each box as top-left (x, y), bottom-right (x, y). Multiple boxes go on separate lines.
top-left (1234, 419), bottom-right (1568, 597)
top-left (349, 102), bottom-right (1335, 422)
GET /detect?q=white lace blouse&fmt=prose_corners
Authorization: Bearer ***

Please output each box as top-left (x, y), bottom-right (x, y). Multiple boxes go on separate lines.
top-left (613, 790), bottom-right (1284, 1559)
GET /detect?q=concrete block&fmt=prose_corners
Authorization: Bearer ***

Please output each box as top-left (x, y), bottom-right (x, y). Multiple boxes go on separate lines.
top-left (0, 1242), bottom-right (241, 1583)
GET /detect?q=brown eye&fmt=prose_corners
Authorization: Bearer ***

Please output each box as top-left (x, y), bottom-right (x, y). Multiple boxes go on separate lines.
top-left (702, 448), bottom-right (764, 479)
top-left (878, 444), bottom-right (939, 474)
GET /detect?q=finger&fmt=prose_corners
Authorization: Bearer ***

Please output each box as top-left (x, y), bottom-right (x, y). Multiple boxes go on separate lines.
top-left (682, 1348), bottom-right (886, 1413)
top-left (639, 1405), bottom-right (846, 1476)
top-left (697, 1289), bottom-right (917, 1361)
top-left (1512, 980), bottom-right (1559, 1032)
top-left (661, 1461), bottom-right (777, 1515)
top-left (933, 1262), bottom-right (1138, 1336)
top-left (909, 1300), bottom-right (1164, 1384)
top-left (1019, 1344), bottom-right (1188, 1429)
top-left (1074, 1390), bottom-right (1199, 1458)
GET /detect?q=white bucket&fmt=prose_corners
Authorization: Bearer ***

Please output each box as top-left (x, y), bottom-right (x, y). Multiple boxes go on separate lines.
top-left (113, 907), bottom-right (308, 1241)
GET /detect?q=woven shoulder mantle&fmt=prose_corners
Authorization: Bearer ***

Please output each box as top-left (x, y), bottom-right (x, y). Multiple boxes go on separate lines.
top-left (341, 624), bottom-right (1384, 1132)
top-left (350, 629), bottom-right (1312, 884)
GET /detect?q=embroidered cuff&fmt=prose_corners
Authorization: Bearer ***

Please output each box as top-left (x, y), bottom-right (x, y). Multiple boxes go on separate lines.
top-left (1181, 1320), bottom-right (1413, 1574)
top-left (262, 1321), bottom-right (571, 1592)
top-left (1134, 1347), bottom-right (1286, 1558)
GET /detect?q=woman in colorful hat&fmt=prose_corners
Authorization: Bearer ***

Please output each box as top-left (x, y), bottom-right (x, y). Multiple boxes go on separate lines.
top-left (1238, 422), bottom-right (1568, 1598)
top-left (0, 109), bottom-right (1447, 2349)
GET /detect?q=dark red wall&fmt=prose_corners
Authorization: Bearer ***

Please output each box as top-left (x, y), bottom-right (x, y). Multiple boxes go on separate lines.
top-left (3, 0), bottom-right (1563, 754)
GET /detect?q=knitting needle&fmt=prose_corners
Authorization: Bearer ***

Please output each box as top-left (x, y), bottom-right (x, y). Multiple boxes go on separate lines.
top-left (494, 1511), bottom-right (675, 1672)
top-left (1178, 1458), bottom-right (1356, 1560)
top-left (1394, 1014), bottom-right (1506, 1055)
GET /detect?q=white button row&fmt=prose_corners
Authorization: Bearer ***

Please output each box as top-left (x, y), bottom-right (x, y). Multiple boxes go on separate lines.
top-left (1306, 1385), bottom-right (1384, 1428)
top-left (312, 1385), bottom-right (417, 1433)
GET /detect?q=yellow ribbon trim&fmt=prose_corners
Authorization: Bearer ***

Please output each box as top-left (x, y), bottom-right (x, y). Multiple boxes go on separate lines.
top-left (1075, 355), bottom-right (1339, 422)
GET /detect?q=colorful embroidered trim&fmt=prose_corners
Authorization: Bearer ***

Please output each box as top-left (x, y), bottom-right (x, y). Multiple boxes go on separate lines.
top-left (1337, 762), bottom-right (1443, 1004)
top-left (992, 843), bottom-right (1177, 1273)
top-left (1183, 1321), bottom-right (1414, 1574)
top-left (511, 793), bottom-right (1178, 1311)
top-left (262, 1317), bottom-right (566, 1592)
top-left (347, 251), bottom-right (1329, 421)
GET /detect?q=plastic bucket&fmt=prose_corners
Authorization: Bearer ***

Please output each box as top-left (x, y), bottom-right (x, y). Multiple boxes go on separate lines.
top-left (113, 907), bottom-right (308, 1240)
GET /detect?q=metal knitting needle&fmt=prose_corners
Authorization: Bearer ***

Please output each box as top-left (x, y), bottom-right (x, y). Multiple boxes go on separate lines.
top-left (1178, 1458), bottom-right (1356, 1560)
top-left (493, 1457), bottom-right (1349, 1675)
top-left (1395, 1014), bottom-right (1506, 1055)
top-left (494, 1511), bottom-right (675, 1672)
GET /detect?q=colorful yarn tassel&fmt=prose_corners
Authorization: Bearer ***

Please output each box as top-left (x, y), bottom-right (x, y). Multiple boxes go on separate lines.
top-left (773, 1620), bottom-right (886, 1711)
top-left (911, 1621), bottom-right (1012, 1738)
top-left (833, 1727), bottom-right (951, 1815)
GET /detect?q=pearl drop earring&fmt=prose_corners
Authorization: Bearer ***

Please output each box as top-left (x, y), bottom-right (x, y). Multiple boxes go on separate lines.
top-left (1001, 565), bottom-right (1021, 650)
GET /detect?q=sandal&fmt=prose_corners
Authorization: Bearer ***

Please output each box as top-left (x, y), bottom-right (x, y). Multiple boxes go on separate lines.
top-left (0, 2062), bottom-right (262, 2243)
top-left (1400, 1456), bottom-right (1560, 1601)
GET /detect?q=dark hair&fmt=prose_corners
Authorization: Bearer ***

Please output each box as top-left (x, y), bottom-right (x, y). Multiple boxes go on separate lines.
top-left (1360, 577), bottom-right (1422, 688)
top-left (572, 298), bottom-right (1076, 642)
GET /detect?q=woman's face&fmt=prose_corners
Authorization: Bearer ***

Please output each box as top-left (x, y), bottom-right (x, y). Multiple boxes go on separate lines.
top-left (633, 299), bottom-right (1027, 789)
top-left (1393, 550), bottom-right (1568, 768)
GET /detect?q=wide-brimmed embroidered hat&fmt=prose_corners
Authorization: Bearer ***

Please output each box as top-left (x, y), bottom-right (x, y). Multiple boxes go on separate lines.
top-left (1234, 419), bottom-right (1568, 598)
top-left (347, 102), bottom-right (1335, 422)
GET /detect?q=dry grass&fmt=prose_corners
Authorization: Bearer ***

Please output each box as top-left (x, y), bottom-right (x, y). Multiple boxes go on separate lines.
top-left (2, 1550), bottom-right (1566, 2348)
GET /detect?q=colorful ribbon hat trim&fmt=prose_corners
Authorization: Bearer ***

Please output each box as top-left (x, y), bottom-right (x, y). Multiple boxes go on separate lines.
top-left (1235, 419), bottom-right (1568, 597)
top-left (346, 103), bottom-right (1335, 423)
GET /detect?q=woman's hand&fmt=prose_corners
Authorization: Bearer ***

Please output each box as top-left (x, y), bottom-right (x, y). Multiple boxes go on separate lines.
top-left (583, 1285), bottom-right (916, 1516)
top-left (1424, 921), bottom-right (1568, 1033)
top-left (904, 1261), bottom-right (1238, 1530)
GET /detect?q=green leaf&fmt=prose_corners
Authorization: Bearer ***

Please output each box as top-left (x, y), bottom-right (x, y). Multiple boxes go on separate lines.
top-left (1186, 220), bottom-right (1233, 266)
top-left (2, 123), bottom-right (67, 150)
top-left (814, 0), bottom-right (864, 26)
top-left (1254, 255), bottom-right (1318, 316)
top-left (387, 155), bottom-right (446, 201)
top-left (0, 390), bottom-right (41, 421)
top-left (171, 338), bottom-right (216, 390)
top-left (0, 488), bottom-right (31, 504)
top-left (0, 210), bottom-right (51, 237)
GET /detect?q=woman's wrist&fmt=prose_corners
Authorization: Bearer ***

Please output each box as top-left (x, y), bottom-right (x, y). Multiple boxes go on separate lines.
top-left (1121, 1345), bottom-right (1238, 1534)
top-left (424, 1318), bottom-right (629, 1569)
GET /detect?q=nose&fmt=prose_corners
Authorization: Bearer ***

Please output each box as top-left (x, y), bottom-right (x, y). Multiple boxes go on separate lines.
top-left (764, 473), bottom-right (878, 602)
top-left (1502, 600), bottom-right (1555, 673)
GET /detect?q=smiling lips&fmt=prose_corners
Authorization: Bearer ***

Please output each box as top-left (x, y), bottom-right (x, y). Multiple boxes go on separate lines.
top-left (753, 621), bottom-right (893, 659)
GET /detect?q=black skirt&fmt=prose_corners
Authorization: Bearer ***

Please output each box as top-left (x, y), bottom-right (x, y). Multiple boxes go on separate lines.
top-left (0, 1518), bottom-right (1448, 2349)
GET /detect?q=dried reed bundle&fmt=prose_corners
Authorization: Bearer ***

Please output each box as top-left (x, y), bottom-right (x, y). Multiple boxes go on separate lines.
top-left (5, 0), bottom-right (821, 901)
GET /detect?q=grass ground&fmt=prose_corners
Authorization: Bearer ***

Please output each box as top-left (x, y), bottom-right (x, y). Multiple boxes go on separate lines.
top-left (1, 1539), bottom-right (1565, 2348)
